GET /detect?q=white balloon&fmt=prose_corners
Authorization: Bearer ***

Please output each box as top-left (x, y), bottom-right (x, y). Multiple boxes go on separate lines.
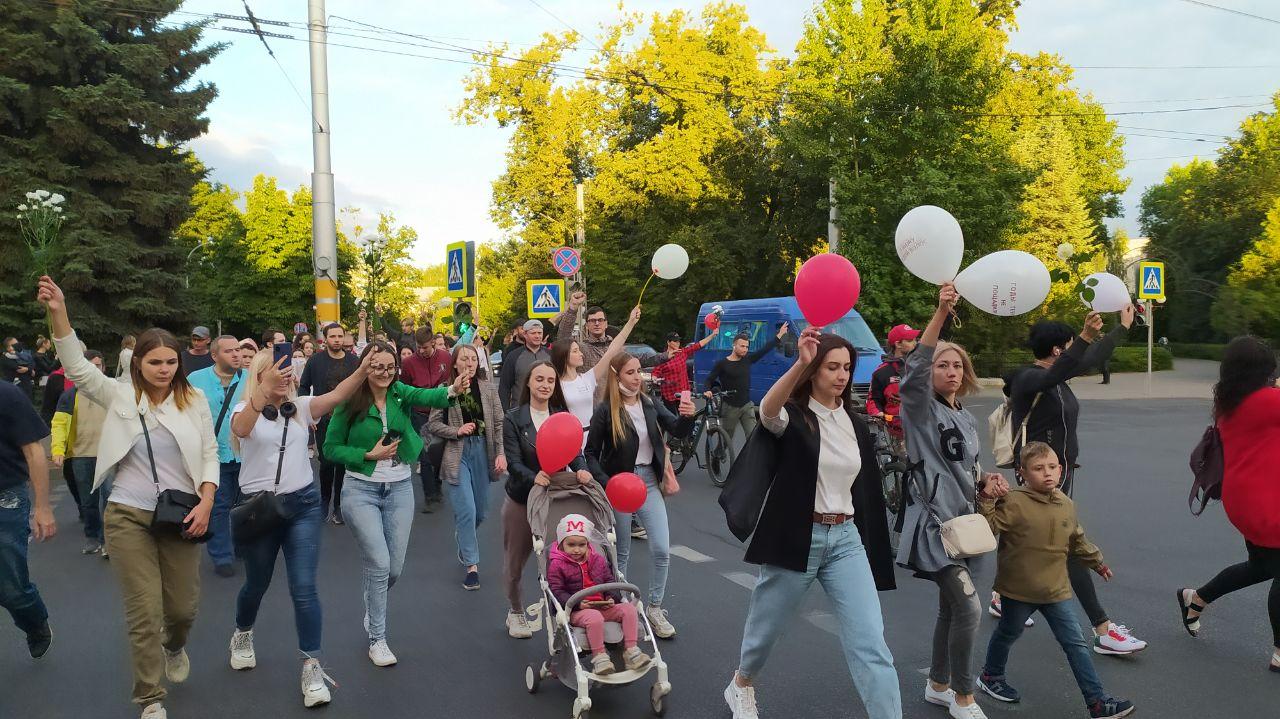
top-left (895, 205), bottom-right (965, 285)
top-left (651, 243), bottom-right (689, 280)
top-left (954, 250), bottom-right (1051, 317)
top-left (1079, 272), bottom-right (1131, 312)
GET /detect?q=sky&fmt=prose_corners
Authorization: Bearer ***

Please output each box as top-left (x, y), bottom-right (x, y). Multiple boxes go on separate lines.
top-left (177, 0), bottom-right (1280, 267)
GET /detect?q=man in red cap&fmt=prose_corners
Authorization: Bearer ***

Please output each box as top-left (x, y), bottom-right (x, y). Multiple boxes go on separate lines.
top-left (866, 324), bottom-right (921, 448)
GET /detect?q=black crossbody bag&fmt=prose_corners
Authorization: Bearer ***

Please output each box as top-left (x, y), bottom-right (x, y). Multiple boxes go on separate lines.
top-left (230, 403), bottom-right (294, 543)
top-left (140, 414), bottom-right (210, 543)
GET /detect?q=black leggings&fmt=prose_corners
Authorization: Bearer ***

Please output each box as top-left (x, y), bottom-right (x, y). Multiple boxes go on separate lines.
top-left (1196, 542), bottom-right (1280, 648)
top-left (1069, 556), bottom-right (1109, 628)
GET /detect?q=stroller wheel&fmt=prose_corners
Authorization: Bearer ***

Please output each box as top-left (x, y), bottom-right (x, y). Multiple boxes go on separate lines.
top-left (650, 682), bottom-right (668, 716)
top-left (525, 663), bottom-right (540, 694)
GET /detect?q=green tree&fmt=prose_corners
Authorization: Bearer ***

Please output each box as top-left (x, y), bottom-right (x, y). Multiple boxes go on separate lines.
top-left (0, 0), bottom-right (221, 348)
top-left (346, 212), bottom-right (428, 329)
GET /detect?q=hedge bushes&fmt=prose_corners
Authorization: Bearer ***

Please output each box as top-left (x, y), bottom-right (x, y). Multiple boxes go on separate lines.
top-left (1167, 343), bottom-right (1226, 361)
top-left (972, 346), bottom-right (1172, 377)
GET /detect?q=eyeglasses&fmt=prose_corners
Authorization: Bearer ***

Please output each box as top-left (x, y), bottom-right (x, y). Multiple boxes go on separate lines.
top-left (586, 318), bottom-right (607, 324)
top-left (369, 364), bottom-right (397, 375)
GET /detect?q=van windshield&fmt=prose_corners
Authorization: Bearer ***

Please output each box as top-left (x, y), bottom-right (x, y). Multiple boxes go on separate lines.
top-left (792, 317), bottom-right (880, 353)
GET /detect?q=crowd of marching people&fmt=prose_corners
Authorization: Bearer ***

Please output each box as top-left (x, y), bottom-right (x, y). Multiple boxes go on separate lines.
top-left (3, 274), bottom-right (1279, 719)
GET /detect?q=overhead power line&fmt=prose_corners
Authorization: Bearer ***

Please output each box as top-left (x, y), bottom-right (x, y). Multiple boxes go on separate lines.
top-left (526, 0), bottom-right (605, 52)
top-left (1176, 0), bottom-right (1280, 26)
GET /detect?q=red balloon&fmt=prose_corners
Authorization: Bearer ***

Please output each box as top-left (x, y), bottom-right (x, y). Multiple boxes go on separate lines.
top-left (795, 253), bottom-right (860, 328)
top-left (704, 313), bottom-right (721, 331)
top-left (535, 412), bottom-right (583, 473)
top-left (606, 472), bottom-right (647, 513)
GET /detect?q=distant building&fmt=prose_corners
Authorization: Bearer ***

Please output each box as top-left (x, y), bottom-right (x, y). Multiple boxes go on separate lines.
top-left (1123, 236), bottom-right (1150, 293)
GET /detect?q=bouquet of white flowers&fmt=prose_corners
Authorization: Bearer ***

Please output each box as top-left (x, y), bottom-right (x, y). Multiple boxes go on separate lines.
top-left (17, 189), bottom-right (65, 277)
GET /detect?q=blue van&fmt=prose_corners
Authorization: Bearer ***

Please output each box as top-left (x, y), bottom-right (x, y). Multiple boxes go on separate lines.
top-left (691, 297), bottom-right (883, 405)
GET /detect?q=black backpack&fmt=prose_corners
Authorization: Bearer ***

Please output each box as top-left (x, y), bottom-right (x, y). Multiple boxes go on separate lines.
top-left (1188, 424), bottom-right (1224, 516)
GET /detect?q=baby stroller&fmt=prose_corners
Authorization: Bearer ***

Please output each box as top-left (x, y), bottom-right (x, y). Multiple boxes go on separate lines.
top-left (524, 473), bottom-right (672, 719)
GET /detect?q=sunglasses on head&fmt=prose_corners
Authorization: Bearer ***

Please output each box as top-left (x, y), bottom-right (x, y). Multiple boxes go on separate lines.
top-left (261, 402), bottom-right (297, 422)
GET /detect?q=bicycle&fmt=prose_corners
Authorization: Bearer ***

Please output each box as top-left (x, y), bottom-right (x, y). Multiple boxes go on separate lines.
top-left (866, 414), bottom-right (909, 553)
top-left (648, 380), bottom-right (735, 487)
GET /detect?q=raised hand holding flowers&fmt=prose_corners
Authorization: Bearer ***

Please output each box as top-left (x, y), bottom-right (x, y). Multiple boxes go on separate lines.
top-left (16, 189), bottom-right (66, 277)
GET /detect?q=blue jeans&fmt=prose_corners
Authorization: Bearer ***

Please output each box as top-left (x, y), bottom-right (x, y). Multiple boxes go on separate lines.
top-left (0, 485), bottom-right (48, 634)
top-left (983, 596), bottom-right (1106, 704)
top-left (207, 462), bottom-right (242, 567)
top-left (444, 436), bottom-right (491, 567)
top-left (342, 476), bottom-right (414, 641)
top-left (68, 457), bottom-right (102, 542)
top-left (612, 466), bottom-right (671, 606)
top-left (235, 484), bottom-right (325, 654)
top-left (738, 522), bottom-right (901, 719)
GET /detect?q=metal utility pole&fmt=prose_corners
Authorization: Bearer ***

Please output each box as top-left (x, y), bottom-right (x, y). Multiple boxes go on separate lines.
top-left (308, 0), bottom-right (339, 326)
top-left (575, 182), bottom-right (586, 288)
top-left (828, 178), bottom-right (840, 254)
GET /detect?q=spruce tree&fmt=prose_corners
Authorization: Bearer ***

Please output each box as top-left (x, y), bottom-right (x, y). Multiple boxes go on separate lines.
top-left (0, 0), bottom-right (221, 348)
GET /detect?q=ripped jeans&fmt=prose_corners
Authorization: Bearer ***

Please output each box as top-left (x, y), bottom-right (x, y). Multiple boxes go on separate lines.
top-left (930, 564), bottom-right (983, 696)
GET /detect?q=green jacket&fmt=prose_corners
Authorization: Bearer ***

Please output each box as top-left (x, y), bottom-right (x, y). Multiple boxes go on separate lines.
top-left (323, 381), bottom-right (453, 476)
top-left (978, 487), bottom-right (1104, 604)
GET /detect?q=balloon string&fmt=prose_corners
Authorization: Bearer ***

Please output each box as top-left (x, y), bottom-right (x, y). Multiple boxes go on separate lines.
top-left (637, 271), bottom-right (657, 306)
top-left (949, 307), bottom-right (963, 330)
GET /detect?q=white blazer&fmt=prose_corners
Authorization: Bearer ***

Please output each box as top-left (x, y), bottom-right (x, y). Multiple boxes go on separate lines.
top-left (55, 332), bottom-right (220, 493)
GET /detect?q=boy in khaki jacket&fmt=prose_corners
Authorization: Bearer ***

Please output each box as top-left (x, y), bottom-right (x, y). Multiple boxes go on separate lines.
top-left (974, 442), bottom-right (1136, 719)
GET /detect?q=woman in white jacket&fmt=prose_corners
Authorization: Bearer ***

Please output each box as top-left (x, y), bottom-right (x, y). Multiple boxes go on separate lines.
top-left (39, 277), bottom-right (218, 719)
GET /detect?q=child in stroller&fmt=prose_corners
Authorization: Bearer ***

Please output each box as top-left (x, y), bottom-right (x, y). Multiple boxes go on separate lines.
top-left (549, 514), bottom-right (651, 675)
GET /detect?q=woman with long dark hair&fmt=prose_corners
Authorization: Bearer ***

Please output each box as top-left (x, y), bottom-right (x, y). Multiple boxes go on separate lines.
top-left (40, 277), bottom-right (217, 719)
top-left (897, 283), bottom-right (995, 719)
top-left (551, 306), bottom-right (641, 434)
top-left (1178, 336), bottom-right (1280, 673)
top-left (428, 343), bottom-right (506, 591)
top-left (500, 361), bottom-right (594, 638)
top-left (723, 329), bottom-right (900, 719)
top-left (584, 352), bottom-right (695, 639)
top-left (323, 340), bottom-right (465, 668)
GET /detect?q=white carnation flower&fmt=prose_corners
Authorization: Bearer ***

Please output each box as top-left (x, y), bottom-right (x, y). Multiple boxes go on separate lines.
top-left (1056, 243), bottom-right (1075, 261)
top-left (53, 207), bottom-right (63, 213)
top-left (49, 193), bottom-right (65, 204)
top-left (18, 204), bottom-right (28, 211)
top-left (25, 192), bottom-right (39, 201)
top-left (35, 189), bottom-right (50, 199)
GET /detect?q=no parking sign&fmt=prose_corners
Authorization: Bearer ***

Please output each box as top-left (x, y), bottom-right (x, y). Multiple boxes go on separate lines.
top-left (552, 246), bottom-right (580, 277)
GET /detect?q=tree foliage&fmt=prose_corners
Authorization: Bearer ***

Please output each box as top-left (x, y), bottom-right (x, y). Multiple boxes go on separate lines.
top-left (0, 0), bottom-right (221, 348)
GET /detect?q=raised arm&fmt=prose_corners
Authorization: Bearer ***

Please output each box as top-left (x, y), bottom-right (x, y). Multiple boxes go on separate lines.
top-left (760, 327), bottom-right (819, 424)
top-left (591, 306), bottom-right (641, 383)
top-left (37, 276), bottom-right (114, 403)
top-left (311, 351), bottom-right (374, 418)
top-left (746, 322), bottom-right (787, 363)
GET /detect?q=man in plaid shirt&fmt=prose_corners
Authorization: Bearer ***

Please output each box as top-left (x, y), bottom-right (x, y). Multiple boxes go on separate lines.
top-left (644, 328), bottom-right (719, 413)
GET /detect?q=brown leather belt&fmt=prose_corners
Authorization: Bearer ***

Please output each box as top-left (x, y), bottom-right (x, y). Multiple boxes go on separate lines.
top-left (813, 512), bottom-right (854, 525)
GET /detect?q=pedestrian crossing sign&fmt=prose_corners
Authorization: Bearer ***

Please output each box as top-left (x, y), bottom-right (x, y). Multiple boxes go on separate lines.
top-left (1138, 261), bottom-right (1165, 300)
top-left (526, 279), bottom-right (565, 319)
top-left (445, 241), bottom-right (475, 298)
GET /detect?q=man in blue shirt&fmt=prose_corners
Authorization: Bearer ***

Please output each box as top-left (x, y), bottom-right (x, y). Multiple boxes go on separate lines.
top-left (187, 335), bottom-right (246, 577)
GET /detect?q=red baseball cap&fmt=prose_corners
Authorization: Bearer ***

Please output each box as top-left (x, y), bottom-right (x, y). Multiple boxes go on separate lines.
top-left (888, 325), bottom-right (921, 345)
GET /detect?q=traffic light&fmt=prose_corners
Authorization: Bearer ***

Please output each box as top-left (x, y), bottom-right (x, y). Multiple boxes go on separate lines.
top-left (452, 300), bottom-right (474, 336)
top-left (1133, 302), bottom-right (1148, 328)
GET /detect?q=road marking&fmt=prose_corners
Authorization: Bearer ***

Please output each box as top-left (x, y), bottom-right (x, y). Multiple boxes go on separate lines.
top-left (722, 571), bottom-right (757, 590)
top-left (670, 544), bottom-right (715, 563)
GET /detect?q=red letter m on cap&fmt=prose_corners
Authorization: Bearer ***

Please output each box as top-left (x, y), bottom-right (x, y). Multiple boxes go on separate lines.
top-left (567, 520), bottom-right (585, 532)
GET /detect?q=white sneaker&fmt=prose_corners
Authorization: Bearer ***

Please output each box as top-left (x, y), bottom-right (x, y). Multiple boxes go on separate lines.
top-left (368, 639), bottom-right (397, 667)
top-left (163, 647), bottom-right (189, 683)
top-left (229, 629), bottom-right (256, 670)
top-left (646, 605), bottom-right (676, 639)
top-left (724, 678), bottom-right (759, 719)
top-left (925, 681), bottom-right (956, 707)
top-left (949, 700), bottom-right (989, 719)
top-left (301, 658), bottom-right (333, 708)
top-left (506, 611), bottom-right (532, 639)
top-left (140, 703), bottom-right (166, 719)
top-left (1093, 624), bottom-right (1148, 655)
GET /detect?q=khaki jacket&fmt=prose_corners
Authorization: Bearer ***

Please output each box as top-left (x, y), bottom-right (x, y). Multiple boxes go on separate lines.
top-left (978, 487), bottom-right (1103, 604)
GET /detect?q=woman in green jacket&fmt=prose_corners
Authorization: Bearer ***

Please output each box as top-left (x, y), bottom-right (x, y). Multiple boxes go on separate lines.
top-left (323, 340), bottom-right (466, 668)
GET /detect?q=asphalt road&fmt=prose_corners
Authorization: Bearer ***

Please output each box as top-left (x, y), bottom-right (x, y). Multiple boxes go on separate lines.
top-left (4, 395), bottom-right (1275, 718)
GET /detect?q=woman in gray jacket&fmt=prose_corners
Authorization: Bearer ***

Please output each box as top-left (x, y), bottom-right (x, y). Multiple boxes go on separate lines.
top-left (428, 343), bottom-right (506, 591)
top-left (897, 283), bottom-right (999, 719)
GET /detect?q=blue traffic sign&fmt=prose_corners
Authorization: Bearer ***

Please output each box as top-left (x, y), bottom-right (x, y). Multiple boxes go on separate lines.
top-left (552, 246), bottom-right (581, 277)
top-left (1138, 261), bottom-right (1165, 300)
top-left (526, 279), bottom-right (565, 319)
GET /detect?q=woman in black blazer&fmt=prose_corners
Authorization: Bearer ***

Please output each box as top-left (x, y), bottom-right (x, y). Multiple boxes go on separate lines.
top-left (722, 329), bottom-right (901, 719)
top-left (584, 352), bottom-right (695, 639)
top-left (500, 361), bottom-right (592, 639)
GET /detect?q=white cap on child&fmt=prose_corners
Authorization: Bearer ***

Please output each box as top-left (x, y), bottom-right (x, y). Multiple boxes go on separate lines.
top-left (556, 514), bottom-right (595, 545)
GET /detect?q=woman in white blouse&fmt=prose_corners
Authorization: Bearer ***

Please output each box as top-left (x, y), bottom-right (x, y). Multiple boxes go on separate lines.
top-left (225, 348), bottom-right (372, 708)
top-left (722, 328), bottom-right (901, 719)
top-left (551, 306), bottom-right (642, 437)
top-left (39, 277), bottom-right (218, 719)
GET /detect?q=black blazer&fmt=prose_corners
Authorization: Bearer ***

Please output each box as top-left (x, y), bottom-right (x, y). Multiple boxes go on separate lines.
top-left (744, 399), bottom-right (896, 591)
top-left (502, 404), bottom-right (588, 505)
top-left (584, 395), bottom-right (693, 485)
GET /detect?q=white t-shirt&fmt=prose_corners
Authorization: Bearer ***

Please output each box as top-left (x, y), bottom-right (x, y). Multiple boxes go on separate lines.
top-left (530, 406), bottom-right (550, 430)
top-left (761, 397), bottom-right (860, 515)
top-left (233, 396), bottom-right (317, 495)
top-left (561, 372), bottom-right (598, 429)
top-left (625, 401), bottom-right (654, 466)
top-left (345, 405), bottom-right (412, 483)
top-left (111, 420), bottom-right (193, 511)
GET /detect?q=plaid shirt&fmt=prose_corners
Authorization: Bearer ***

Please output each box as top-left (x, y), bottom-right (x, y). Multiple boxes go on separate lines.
top-left (650, 344), bottom-right (701, 402)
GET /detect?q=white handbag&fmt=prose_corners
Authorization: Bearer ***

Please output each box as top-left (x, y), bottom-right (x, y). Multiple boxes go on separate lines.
top-left (912, 467), bottom-right (997, 560)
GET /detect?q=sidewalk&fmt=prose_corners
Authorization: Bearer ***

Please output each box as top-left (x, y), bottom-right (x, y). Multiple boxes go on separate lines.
top-left (977, 358), bottom-right (1218, 400)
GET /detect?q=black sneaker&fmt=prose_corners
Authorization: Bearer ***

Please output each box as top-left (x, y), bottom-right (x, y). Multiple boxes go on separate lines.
top-left (1088, 696), bottom-right (1135, 718)
top-left (214, 563), bottom-right (236, 578)
top-left (978, 674), bottom-right (1020, 703)
top-left (463, 570), bottom-right (480, 591)
top-left (26, 622), bottom-right (52, 659)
